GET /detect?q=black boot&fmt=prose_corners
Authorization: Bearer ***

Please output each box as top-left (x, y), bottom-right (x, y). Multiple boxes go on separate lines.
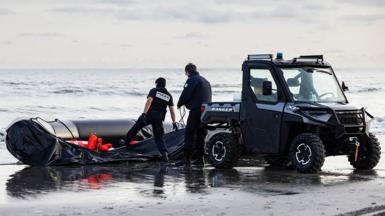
top-left (118, 138), bottom-right (127, 146)
top-left (175, 155), bottom-right (191, 166)
top-left (161, 152), bottom-right (169, 162)
top-left (192, 157), bottom-right (205, 167)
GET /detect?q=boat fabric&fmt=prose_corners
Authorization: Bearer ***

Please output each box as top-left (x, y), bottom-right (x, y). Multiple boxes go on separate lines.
top-left (6, 119), bottom-right (185, 166)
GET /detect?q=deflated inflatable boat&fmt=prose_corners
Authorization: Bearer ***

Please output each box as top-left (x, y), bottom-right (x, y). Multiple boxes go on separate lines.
top-left (6, 118), bottom-right (185, 166)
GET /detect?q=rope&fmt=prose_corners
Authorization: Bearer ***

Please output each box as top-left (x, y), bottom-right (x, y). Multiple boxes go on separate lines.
top-left (55, 119), bottom-right (75, 139)
top-left (33, 117), bottom-right (56, 134)
top-left (178, 106), bottom-right (186, 127)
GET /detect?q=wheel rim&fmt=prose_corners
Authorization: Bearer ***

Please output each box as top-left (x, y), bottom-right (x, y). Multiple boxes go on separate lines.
top-left (212, 141), bottom-right (227, 162)
top-left (295, 143), bottom-right (312, 166)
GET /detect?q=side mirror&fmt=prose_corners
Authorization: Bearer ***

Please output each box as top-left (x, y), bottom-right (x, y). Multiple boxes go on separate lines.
top-left (341, 81), bottom-right (349, 92)
top-left (262, 81), bottom-right (272, 95)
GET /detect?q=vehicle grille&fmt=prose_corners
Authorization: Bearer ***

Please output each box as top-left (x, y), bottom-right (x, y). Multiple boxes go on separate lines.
top-left (335, 110), bottom-right (364, 125)
top-left (335, 110), bottom-right (365, 134)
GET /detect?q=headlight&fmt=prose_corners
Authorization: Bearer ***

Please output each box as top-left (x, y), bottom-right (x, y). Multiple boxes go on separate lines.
top-left (302, 110), bottom-right (332, 122)
top-left (285, 104), bottom-right (299, 112)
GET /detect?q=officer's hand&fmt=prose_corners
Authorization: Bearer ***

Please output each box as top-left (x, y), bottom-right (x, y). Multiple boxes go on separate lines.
top-left (172, 122), bottom-right (178, 131)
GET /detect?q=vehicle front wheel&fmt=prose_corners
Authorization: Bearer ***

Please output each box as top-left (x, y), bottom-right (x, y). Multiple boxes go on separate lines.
top-left (348, 133), bottom-right (381, 170)
top-left (207, 132), bottom-right (240, 169)
top-left (289, 133), bottom-right (325, 173)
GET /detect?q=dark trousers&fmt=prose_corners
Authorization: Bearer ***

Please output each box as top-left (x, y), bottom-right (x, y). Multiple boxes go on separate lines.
top-left (184, 110), bottom-right (207, 158)
top-left (126, 111), bottom-right (167, 154)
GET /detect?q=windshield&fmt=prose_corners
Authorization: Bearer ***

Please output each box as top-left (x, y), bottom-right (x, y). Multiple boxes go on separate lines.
top-left (281, 67), bottom-right (347, 103)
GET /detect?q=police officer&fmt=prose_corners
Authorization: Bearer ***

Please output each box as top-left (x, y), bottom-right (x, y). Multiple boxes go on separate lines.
top-left (177, 63), bottom-right (212, 166)
top-left (124, 77), bottom-right (177, 162)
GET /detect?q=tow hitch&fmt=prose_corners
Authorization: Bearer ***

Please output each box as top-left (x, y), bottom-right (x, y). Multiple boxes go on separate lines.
top-left (350, 137), bottom-right (360, 162)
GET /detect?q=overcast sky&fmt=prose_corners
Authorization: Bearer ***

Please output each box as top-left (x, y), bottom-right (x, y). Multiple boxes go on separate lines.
top-left (0, 0), bottom-right (384, 68)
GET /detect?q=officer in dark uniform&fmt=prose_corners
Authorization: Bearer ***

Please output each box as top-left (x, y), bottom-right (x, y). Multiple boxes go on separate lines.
top-left (124, 77), bottom-right (177, 162)
top-left (177, 63), bottom-right (212, 166)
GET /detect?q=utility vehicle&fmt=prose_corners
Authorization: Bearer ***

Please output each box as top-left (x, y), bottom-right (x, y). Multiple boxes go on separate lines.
top-left (201, 53), bottom-right (381, 173)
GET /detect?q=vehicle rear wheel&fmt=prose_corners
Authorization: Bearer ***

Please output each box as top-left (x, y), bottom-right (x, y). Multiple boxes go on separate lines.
top-left (289, 133), bottom-right (325, 173)
top-left (348, 133), bottom-right (381, 170)
top-left (207, 132), bottom-right (240, 169)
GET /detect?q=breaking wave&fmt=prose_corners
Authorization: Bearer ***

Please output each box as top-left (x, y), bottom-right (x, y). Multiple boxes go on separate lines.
top-left (211, 84), bottom-right (241, 88)
top-left (50, 88), bottom-right (239, 97)
top-left (371, 117), bottom-right (385, 135)
top-left (52, 89), bottom-right (85, 94)
top-left (356, 87), bottom-right (382, 93)
top-left (0, 81), bottom-right (31, 86)
top-left (50, 88), bottom-right (148, 97)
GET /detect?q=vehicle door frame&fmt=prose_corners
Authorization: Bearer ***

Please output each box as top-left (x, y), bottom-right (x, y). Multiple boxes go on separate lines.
top-left (240, 61), bottom-right (288, 154)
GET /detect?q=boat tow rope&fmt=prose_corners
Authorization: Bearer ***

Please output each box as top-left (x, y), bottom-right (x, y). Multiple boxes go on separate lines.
top-left (33, 117), bottom-right (75, 140)
top-left (178, 106), bottom-right (186, 127)
top-left (32, 117), bottom-right (65, 141)
top-left (55, 119), bottom-right (75, 139)
top-left (354, 138), bottom-right (360, 162)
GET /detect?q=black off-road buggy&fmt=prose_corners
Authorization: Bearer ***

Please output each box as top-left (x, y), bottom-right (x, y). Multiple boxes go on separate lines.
top-left (201, 53), bottom-right (381, 173)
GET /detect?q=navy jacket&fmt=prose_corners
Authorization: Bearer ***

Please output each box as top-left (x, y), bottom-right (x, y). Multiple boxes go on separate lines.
top-left (177, 71), bottom-right (212, 110)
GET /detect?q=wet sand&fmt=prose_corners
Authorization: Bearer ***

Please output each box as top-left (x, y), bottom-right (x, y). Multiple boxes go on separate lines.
top-left (0, 136), bottom-right (384, 216)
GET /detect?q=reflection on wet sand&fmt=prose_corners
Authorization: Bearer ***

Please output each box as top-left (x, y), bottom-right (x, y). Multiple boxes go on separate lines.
top-left (6, 162), bottom-right (379, 200)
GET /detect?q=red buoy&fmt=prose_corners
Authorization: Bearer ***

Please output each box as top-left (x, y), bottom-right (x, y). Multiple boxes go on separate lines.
top-left (87, 133), bottom-right (98, 150)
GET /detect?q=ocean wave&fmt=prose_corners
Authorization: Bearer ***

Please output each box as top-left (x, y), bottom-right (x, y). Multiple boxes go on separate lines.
top-left (120, 90), bottom-right (148, 97)
top-left (0, 81), bottom-right (31, 86)
top-left (374, 117), bottom-right (385, 123)
top-left (213, 90), bottom-right (241, 94)
top-left (356, 87), bottom-right (382, 93)
top-left (47, 87), bottom-right (240, 97)
top-left (211, 84), bottom-right (241, 88)
top-left (52, 89), bottom-right (85, 94)
top-left (50, 88), bottom-right (148, 97)
top-left (372, 117), bottom-right (385, 134)
top-left (174, 83), bottom-right (241, 88)
top-left (89, 106), bottom-right (109, 111)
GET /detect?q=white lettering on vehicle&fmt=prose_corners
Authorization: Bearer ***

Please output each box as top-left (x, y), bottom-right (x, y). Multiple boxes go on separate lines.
top-left (210, 107), bottom-right (234, 112)
top-left (155, 91), bottom-right (171, 102)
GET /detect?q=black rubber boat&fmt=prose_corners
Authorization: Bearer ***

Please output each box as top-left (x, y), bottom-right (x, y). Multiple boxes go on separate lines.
top-left (6, 118), bottom-right (185, 166)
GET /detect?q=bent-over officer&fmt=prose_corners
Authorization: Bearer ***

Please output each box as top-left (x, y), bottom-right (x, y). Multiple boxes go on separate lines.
top-left (124, 77), bottom-right (177, 162)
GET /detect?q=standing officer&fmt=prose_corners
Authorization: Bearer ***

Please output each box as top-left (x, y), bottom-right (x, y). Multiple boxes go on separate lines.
top-left (177, 63), bottom-right (212, 166)
top-left (124, 77), bottom-right (177, 162)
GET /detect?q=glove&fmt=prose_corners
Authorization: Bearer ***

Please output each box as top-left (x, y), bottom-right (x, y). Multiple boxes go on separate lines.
top-left (172, 122), bottom-right (178, 131)
top-left (139, 113), bottom-right (147, 124)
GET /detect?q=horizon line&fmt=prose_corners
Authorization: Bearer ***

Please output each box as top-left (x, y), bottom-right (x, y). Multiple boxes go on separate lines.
top-left (0, 66), bottom-right (384, 71)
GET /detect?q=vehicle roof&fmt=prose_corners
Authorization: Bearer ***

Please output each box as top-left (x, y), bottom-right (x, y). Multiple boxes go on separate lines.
top-left (244, 54), bottom-right (332, 68)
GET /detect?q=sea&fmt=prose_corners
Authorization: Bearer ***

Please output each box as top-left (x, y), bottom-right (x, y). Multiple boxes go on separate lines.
top-left (0, 68), bottom-right (243, 129)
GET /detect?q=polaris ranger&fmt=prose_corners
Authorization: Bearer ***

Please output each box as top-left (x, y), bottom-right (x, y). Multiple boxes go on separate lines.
top-left (201, 53), bottom-right (381, 173)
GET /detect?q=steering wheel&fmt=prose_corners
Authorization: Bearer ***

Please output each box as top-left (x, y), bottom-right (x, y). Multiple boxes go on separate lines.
top-left (318, 92), bottom-right (335, 99)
